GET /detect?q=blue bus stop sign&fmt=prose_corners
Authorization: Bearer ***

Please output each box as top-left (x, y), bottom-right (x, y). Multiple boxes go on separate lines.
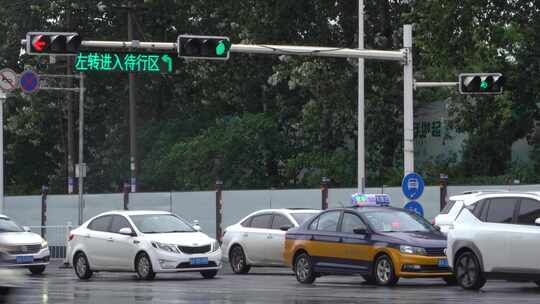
top-left (401, 172), bottom-right (425, 200)
top-left (404, 201), bottom-right (424, 217)
top-left (20, 70), bottom-right (40, 94)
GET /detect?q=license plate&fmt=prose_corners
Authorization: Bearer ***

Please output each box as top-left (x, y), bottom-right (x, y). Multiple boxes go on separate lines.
top-left (16, 256), bottom-right (34, 264)
top-left (190, 257), bottom-right (208, 265)
top-left (438, 258), bottom-right (448, 267)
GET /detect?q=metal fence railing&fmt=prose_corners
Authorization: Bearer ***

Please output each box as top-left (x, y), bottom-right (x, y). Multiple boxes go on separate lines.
top-left (28, 223), bottom-right (72, 262)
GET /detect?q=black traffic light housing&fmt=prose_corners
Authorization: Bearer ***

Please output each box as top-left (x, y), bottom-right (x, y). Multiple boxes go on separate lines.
top-left (459, 73), bottom-right (504, 95)
top-left (177, 35), bottom-right (231, 60)
top-left (26, 32), bottom-right (82, 55)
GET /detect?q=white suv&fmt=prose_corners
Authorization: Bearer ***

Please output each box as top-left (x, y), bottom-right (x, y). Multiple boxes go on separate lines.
top-left (447, 192), bottom-right (540, 289)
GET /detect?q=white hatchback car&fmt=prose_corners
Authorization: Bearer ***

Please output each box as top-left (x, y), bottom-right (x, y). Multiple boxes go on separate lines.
top-left (222, 208), bottom-right (320, 274)
top-left (447, 192), bottom-right (540, 289)
top-left (69, 210), bottom-right (221, 280)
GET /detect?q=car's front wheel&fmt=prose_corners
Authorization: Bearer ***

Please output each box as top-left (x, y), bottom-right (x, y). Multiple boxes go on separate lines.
top-left (374, 254), bottom-right (399, 286)
top-left (200, 270), bottom-right (218, 279)
top-left (74, 252), bottom-right (93, 280)
top-left (455, 251), bottom-right (486, 290)
top-left (135, 252), bottom-right (156, 280)
top-left (28, 265), bottom-right (46, 275)
top-left (229, 245), bottom-right (251, 274)
top-left (534, 280), bottom-right (540, 287)
top-left (294, 252), bottom-right (316, 284)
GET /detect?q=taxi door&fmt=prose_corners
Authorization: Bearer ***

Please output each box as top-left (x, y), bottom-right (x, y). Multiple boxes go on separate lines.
top-left (337, 211), bottom-right (373, 274)
top-left (305, 211), bottom-right (349, 272)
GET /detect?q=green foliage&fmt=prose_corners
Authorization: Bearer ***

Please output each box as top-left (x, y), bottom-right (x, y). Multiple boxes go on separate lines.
top-left (0, 0), bottom-right (539, 194)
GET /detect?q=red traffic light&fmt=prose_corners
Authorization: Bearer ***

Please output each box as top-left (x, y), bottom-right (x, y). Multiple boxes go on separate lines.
top-left (26, 32), bottom-right (82, 55)
top-left (31, 35), bottom-right (50, 52)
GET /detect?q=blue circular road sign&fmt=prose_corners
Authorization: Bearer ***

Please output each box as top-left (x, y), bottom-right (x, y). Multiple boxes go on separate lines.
top-left (401, 172), bottom-right (425, 200)
top-left (20, 70), bottom-right (40, 94)
top-left (404, 201), bottom-right (424, 217)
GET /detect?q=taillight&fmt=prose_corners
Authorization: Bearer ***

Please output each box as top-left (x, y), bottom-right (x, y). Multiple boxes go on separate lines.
top-left (68, 234), bottom-right (74, 241)
top-left (431, 219), bottom-right (436, 225)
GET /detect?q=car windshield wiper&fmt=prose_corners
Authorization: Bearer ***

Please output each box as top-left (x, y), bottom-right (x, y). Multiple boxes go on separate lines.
top-left (142, 231), bottom-right (162, 234)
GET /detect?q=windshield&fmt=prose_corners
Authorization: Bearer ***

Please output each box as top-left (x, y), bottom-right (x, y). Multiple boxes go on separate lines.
top-left (291, 213), bottom-right (318, 225)
top-left (130, 214), bottom-right (195, 234)
top-left (0, 217), bottom-right (24, 233)
top-left (363, 210), bottom-right (435, 233)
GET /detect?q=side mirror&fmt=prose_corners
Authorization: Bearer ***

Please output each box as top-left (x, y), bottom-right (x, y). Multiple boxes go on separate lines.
top-left (23, 226), bottom-right (31, 232)
top-left (193, 220), bottom-right (201, 231)
top-left (280, 225), bottom-right (293, 231)
top-left (535, 218), bottom-right (540, 226)
top-left (118, 227), bottom-right (135, 236)
top-left (353, 227), bottom-right (368, 235)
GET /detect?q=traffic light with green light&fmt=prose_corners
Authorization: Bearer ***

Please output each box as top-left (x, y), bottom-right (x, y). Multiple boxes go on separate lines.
top-left (26, 32), bottom-right (82, 56)
top-left (177, 35), bottom-right (231, 60)
top-left (459, 73), bottom-right (504, 95)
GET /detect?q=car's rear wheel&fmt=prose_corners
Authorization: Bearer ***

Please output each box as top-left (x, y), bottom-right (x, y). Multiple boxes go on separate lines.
top-left (374, 254), bottom-right (399, 286)
top-left (455, 251), bottom-right (486, 290)
top-left (534, 281), bottom-right (540, 287)
top-left (135, 252), bottom-right (156, 280)
top-left (28, 265), bottom-right (46, 275)
top-left (74, 252), bottom-right (93, 280)
top-left (229, 245), bottom-right (251, 274)
top-left (200, 270), bottom-right (218, 279)
top-left (294, 252), bottom-right (316, 284)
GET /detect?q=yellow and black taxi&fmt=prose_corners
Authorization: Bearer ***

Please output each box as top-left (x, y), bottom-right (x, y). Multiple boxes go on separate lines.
top-left (283, 194), bottom-right (453, 286)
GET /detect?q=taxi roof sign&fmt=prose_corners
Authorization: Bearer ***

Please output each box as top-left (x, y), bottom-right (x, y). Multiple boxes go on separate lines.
top-left (351, 193), bottom-right (391, 207)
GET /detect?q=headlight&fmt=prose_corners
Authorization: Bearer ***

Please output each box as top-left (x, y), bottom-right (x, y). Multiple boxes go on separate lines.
top-left (152, 242), bottom-right (180, 254)
top-left (211, 240), bottom-right (220, 252)
top-left (41, 240), bottom-right (48, 249)
top-left (400, 245), bottom-right (426, 255)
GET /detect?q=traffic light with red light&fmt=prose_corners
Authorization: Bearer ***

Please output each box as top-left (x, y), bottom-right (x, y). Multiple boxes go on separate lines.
top-left (177, 35), bottom-right (231, 60)
top-left (459, 73), bottom-right (504, 95)
top-left (26, 32), bottom-right (82, 55)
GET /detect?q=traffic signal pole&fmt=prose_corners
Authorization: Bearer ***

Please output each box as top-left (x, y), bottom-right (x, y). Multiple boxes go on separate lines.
top-left (358, 0), bottom-right (366, 193)
top-left (403, 25), bottom-right (414, 175)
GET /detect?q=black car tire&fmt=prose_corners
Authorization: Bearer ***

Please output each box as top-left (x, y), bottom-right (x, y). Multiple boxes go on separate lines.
top-left (201, 270), bottom-right (218, 279)
top-left (362, 274), bottom-right (377, 285)
top-left (443, 275), bottom-right (458, 286)
top-left (74, 252), bottom-right (93, 280)
top-left (135, 252), bottom-right (156, 280)
top-left (294, 253), bottom-right (316, 284)
top-left (455, 251), bottom-right (486, 290)
top-left (29, 265), bottom-right (46, 275)
top-left (534, 280), bottom-right (540, 287)
top-left (373, 254), bottom-right (399, 286)
top-left (229, 245), bottom-right (251, 274)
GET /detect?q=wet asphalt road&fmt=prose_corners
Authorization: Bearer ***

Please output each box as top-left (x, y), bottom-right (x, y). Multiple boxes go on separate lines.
top-left (2, 260), bottom-right (540, 304)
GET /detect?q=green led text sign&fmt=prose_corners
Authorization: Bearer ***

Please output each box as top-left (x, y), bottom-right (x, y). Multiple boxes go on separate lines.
top-left (74, 52), bottom-right (174, 73)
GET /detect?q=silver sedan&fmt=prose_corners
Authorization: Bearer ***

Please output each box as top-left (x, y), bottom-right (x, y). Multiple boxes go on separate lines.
top-left (0, 214), bottom-right (50, 274)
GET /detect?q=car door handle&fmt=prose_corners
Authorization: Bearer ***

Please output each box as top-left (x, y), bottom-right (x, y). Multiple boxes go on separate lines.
top-left (84, 234), bottom-right (90, 238)
top-left (107, 237), bottom-right (114, 242)
top-left (133, 240), bottom-right (140, 244)
top-left (243, 233), bottom-right (248, 237)
top-left (267, 235), bottom-right (273, 239)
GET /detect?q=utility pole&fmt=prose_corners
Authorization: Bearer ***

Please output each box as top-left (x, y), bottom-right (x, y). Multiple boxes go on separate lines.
top-left (66, 3), bottom-right (75, 194)
top-left (403, 25), bottom-right (414, 175)
top-left (127, 1), bottom-right (138, 193)
top-left (358, 0), bottom-right (366, 193)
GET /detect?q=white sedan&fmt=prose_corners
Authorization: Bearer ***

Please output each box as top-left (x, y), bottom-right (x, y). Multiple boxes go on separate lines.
top-left (68, 210), bottom-right (221, 280)
top-left (222, 209), bottom-right (319, 274)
